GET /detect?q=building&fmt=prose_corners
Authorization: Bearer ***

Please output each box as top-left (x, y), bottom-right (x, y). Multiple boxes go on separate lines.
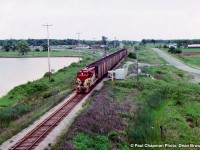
top-left (187, 44), bottom-right (200, 48)
top-left (169, 43), bottom-right (177, 48)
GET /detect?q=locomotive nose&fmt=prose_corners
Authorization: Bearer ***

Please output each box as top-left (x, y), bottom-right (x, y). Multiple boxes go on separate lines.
top-left (76, 86), bottom-right (87, 93)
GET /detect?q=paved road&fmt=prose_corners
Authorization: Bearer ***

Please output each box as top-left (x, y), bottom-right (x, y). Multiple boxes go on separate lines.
top-left (152, 48), bottom-right (200, 75)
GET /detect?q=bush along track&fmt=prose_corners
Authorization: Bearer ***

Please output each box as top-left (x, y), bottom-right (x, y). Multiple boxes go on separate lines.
top-left (0, 56), bottom-right (97, 144)
top-left (53, 47), bottom-right (200, 150)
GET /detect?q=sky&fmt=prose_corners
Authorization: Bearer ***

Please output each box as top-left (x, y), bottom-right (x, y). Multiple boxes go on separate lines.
top-left (0, 0), bottom-right (200, 41)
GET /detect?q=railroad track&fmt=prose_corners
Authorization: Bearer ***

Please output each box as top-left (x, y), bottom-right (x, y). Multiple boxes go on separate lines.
top-left (10, 94), bottom-right (86, 150)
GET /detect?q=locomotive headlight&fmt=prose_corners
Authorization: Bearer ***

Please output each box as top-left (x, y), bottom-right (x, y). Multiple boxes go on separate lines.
top-left (76, 78), bottom-right (81, 85)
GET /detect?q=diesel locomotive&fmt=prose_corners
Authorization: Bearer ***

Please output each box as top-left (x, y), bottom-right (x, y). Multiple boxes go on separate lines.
top-left (76, 48), bottom-right (128, 93)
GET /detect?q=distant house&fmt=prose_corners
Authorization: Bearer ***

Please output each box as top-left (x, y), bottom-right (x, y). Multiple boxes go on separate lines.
top-left (91, 45), bottom-right (101, 49)
top-left (29, 46), bottom-right (43, 51)
top-left (75, 44), bottom-right (90, 49)
top-left (187, 44), bottom-right (200, 48)
top-left (169, 43), bottom-right (177, 48)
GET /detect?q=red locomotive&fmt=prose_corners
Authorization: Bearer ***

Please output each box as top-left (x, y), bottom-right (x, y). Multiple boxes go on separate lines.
top-left (76, 49), bottom-right (128, 93)
top-left (76, 67), bottom-right (97, 93)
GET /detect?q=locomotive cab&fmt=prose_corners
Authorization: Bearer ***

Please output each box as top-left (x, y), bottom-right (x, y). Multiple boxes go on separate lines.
top-left (76, 67), bottom-right (96, 93)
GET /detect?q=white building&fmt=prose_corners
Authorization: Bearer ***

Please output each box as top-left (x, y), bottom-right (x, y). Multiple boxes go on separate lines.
top-left (187, 44), bottom-right (200, 48)
top-left (169, 43), bottom-right (177, 48)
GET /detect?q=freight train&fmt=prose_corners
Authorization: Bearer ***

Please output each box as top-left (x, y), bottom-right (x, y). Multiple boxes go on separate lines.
top-left (76, 49), bottom-right (128, 93)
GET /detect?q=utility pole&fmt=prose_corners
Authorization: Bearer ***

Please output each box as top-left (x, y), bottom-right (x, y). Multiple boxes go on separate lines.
top-left (76, 32), bottom-right (82, 67)
top-left (43, 23), bottom-right (52, 81)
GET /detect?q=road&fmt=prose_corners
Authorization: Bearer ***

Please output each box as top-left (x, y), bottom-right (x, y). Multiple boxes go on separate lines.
top-left (152, 48), bottom-right (200, 75)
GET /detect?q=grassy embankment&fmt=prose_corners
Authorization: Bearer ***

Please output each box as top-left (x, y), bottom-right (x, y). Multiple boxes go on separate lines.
top-left (0, 48), bottom-right (123, 144)
top-left (0, 48), bottom-right (104, 58)
top-left (52, 47), bottom-right (200, 150)
top-left (162, 48), bottom-right (200, 69)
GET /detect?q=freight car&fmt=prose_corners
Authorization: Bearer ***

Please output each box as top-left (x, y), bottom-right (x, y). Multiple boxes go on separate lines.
top-left (76, 49), bottom-right (128, 93)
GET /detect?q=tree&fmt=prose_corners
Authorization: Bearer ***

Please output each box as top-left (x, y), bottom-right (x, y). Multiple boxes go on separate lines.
top-left (151, 39), bottom-right (156, 45)
top-left (102, 36), bottom-right (108, 45)
top-left (141, 39), bottom-right (146, 45)
top-left (42, 44), bottom-right (48, 51)
top-left (16, 40), bottom-right (30, 55)
top-left (168, 47), bottom-right (176, 54)
top-left (168, 47), bottom-right (182, 54)
top-left (175, 49), bottom-right (182, 54)
top-left (2, 42), bottom-right (12, 52)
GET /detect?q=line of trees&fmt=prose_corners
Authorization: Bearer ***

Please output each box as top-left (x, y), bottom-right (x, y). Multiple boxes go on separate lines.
top-left (0, 39), bottom-right (135, 47)
top-left (1, 40), bottom-right (30, 55)
top-left (141, 39), bottom-right (200, 47)
top-left (0, 38), bottom-right (136, 53)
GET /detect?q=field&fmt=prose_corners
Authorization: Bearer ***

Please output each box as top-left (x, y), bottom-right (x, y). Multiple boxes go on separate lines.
top-left (162, 48), bottom-right (200, 69)
top-left (181, 48), bottom-right (200, 53)
top-left (52, 47), bottom-right (200, 149)
top-left (179, 48), bottom-right (200, 57)
top-left (0, 48), bottom-right (103, 58)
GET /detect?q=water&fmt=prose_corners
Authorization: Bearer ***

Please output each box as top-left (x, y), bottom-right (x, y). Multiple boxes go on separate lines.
top-left (0, 57), bottom-right (79, 98)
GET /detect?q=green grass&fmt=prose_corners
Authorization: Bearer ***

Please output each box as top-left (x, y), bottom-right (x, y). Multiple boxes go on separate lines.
top-left (0, 48), bottom-right (102, 58)
top-left (181, 57), bottom-right (200, 67)
top-left (0, 48), bottom-right (120, 58)
top-left (162, 48), bottom-right (200, 69)
top-left (2, 46), bottom-right (200, 148)
top-left (52, 46), bottom-right (200, 149)
top-left (181, 48), bottom-right (200, 53)
top-left (74, 133), bottom-right (112, 150)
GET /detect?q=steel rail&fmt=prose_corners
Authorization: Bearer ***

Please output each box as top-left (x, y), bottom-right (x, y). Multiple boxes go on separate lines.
top-left (11, 94), bottom-right (86, 150)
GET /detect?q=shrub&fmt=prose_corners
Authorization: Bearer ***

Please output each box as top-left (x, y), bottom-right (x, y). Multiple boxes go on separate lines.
top-left (163, 45), bottom-right (168, 48)
top-left (168, 47), bottom-right (176, 53)
top-left (50, 78), bottom-right (55, 82)
top-left (108, 132), bottom-right (119, 141)
top-left (34, 48), bottom-right (40, 52)
top-left (128, 52), bottom-right (137, 59)
top-left (70, 62), bottom-right (78, 67)
top-left (11, 81), bottom-right (48, 96)
top-left (74, 133), bottom-right (111, 150)
top-left (43, 72), bottom-right (52, 78)
top-left (155, 70), bottom-right (165, 74)
top-left (26, 82), bottom-right (48, 95)
top-left (0, 105), bottom-right (30, 123)
top-left (134, 46), bottom-right (140, 51)
top-left (168, 47), bottom-right (182, 54)
top-left (176, 49), bottom-right (182, 54)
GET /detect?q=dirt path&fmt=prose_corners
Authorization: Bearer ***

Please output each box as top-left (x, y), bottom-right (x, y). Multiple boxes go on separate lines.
top-left (152, 48), bottom-right (200, 83)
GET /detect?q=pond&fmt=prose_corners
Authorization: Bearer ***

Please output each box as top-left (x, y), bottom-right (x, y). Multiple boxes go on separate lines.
top-left (0, 57), bottom-right (79, 98)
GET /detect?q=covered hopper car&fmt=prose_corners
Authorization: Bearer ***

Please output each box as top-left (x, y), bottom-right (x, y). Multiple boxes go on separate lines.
top-left (76, 49), bottom-right (128, 93)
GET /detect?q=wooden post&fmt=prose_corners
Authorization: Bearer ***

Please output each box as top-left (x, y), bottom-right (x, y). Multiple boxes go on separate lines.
top-left (160, 124), bottom-right (164, 140)
top-left (137, 60), bottom-right (139, 83)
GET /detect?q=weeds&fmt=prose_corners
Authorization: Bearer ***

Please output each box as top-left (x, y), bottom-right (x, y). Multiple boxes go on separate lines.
top-left (74, 133), bottom-right (111, 150)
top-left (128, 89), bottom-right (168, 144)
